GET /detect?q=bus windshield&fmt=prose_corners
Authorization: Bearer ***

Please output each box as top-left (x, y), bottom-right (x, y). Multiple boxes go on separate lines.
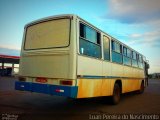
top-left (24, 18), bottom-right (70, 50)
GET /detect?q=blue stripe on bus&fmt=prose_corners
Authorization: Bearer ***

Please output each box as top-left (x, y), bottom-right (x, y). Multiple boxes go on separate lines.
top-left (15, 81), bottom-right (78, 98)
top-left (78, 75), bottom-right (141, 79)
top-left (15, 81), bottom-right (32, 91)
top-left (32, 83), bottom-right (50, 94)
top-left (80, 75), bottom-right (105, 79)
top-left (79, 75), bottom-right (123, 79)
top-left (50, 85), bottom-right (77, 98)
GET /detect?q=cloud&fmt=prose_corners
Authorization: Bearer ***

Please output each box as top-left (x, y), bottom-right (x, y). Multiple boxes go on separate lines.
top-left (103, 0), bottom-right (160, 47)
top-left (0, 45), bottom-right (21, 50)
top-left (107, 0), bottom-right (160, 24)
top-left (0, 47), bottom-right (20, 56)
top-left (127, 30), bottom-right (160, 47)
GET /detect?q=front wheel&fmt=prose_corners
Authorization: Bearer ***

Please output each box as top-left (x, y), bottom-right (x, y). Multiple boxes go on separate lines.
top-left (111, 83), bottom-right (121, 105)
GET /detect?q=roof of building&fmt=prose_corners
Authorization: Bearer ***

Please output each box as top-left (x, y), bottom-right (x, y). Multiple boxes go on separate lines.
top-left (0, 54), bottom-right (20, 64)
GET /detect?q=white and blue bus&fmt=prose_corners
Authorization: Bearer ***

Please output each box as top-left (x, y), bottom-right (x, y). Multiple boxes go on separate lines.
top-left (15, 14), bottom-right (149, 104)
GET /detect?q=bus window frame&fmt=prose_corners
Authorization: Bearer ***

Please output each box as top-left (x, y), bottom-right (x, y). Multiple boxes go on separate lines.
top-left (111, 40), bottom-right (123, 64)
top-left (103, 35), bottom-right (110, 61)
top-left (78, 21), bottom-right (102, 59)
top-left (122, 46), bottom-right (132, 66)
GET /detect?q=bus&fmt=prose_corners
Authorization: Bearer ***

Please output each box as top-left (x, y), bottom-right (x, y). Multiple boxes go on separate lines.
top-left (15, 14), bottom-right (149, 104)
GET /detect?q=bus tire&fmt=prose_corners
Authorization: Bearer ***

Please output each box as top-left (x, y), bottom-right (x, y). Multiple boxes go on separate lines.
top-left (138, 81), bottom-right (144, 94)
top-left (111, 83), bottom-right (121, 105)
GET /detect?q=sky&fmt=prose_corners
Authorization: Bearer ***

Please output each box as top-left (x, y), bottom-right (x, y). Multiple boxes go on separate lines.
top-left (0, 0), bottom-right (160, 73)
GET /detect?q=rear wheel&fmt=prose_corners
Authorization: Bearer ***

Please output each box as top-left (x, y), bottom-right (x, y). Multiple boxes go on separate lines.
top-left (111, 83), bottom-right (121, 105)
top-left (138, 81), bottom-right (144, 94)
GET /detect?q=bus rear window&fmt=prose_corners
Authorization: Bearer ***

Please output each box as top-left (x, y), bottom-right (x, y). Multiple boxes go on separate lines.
top-left (24, 18), bottom-right (70, 50)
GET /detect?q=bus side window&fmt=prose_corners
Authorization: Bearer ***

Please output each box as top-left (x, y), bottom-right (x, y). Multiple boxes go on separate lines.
top-left (97, 33), bottom-right (101, 45)
top-left (132, 51), bottom-right (138, 67)
top-left (103, 36), bottom-right (110, 61)
top-left (138, 54), bottom-right (143, 69)
top-left (111, 40), bottom-right (123, 64)
top-left (80, 23), bottom-right (85, 38)
top-left (123, 47), bottom-right (131, 66)
top-left (79, 23), bottom-right (101, 59)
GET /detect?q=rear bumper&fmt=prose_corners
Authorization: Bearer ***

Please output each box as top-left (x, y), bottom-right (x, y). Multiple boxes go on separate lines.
top-left (15, 81), bottom-right (78, 98)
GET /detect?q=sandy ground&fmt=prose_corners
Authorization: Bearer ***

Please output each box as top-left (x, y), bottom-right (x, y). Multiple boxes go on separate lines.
top-left (0, 77), bottom-right (160, 120)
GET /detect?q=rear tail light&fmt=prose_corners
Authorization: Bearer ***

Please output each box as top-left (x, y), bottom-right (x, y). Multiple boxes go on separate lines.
top-left (18, 77), bottom-right (26, 81)
top-left (55, 89), bottom-right (64, 93)
top-left (36, 77), bottom-right (47, 83)
top-left (60, 80), bottom-right (73, 85)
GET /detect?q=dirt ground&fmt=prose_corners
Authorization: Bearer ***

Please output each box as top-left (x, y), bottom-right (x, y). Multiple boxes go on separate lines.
top-left (0, 77), bottom-right (160, 120)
